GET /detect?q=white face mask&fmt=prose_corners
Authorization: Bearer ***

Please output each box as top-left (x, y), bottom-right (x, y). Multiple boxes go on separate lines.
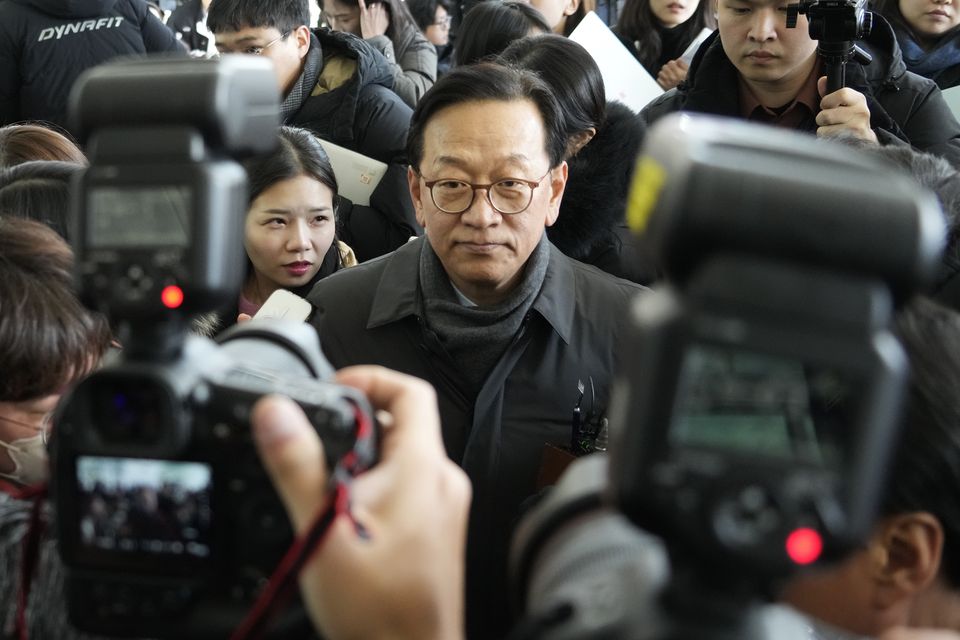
top-left (0, 433), bottom-right (48, 486)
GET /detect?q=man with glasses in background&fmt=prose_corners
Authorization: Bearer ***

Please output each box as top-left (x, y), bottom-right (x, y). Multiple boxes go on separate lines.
top-left (208, 0), bottom-right (421, 260)
top-left (307, 63), bottom-right (644, 638)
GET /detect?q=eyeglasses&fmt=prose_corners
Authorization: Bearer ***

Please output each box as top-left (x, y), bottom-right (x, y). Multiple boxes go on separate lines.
top-left (218, 31), bottom-right (290, 56)
top-left (419, 170), bottom-right (552, 215)
top-left (433, 15), bottom-right (452, 27)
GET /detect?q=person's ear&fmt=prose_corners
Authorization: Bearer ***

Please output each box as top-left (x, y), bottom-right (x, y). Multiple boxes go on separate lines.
top-left (293, 25), bottom-right (312, 58)
top-left (868, 513), bottom-right (944, 609)
top-left (563, 0), bottom-right (581, 17)
top-left (407, 166), bottom-right (426, 227)
top-left (566, 128), bottom-right (596, 157)
top-left (544, 161), bottom-right (568, 228)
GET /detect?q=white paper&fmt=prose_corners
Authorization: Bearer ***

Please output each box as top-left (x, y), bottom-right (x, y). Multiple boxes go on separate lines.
top-left (678, 27), bottom-right (714, 66)
top-left (569, 11), bottom-right (664, 113)
top-left (317, 140), bottom-right (388, 206)
top-left (941, 86), bottom-right (960, 122)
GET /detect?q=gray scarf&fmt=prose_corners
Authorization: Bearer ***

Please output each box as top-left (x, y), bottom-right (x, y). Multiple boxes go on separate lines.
top-left (280, 33), bottom-right (323, 122)
top-left (418, 235), bottom-right (550, 396)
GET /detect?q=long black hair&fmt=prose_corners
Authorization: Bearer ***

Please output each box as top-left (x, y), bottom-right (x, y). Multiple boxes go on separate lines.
top-left (616, 0), bottom-right (715, 73)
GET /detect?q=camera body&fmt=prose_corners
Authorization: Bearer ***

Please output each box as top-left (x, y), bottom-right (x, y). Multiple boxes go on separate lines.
top-left (53, 325), bottom-right (374, 638)
top-left (511, 115), bottom-right (946, 639)
top-left (786, 0), bottom-right (873, 91)
top-left (52, 57), bottom-right (378, 638)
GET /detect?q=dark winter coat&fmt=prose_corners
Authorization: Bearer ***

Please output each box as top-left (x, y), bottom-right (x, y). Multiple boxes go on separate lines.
top-left (549, 101), bottom-right (657, 284)
top-left (640, 17), bottom-right (960, 167)
top-left (0, 0), bottom-right (184, 132)
top-left (287, 28), bottom-right (412, 165)
top-left (287, 29), bottom-right (420, 260)
top-left (307, 236), bottom-right (645, 638)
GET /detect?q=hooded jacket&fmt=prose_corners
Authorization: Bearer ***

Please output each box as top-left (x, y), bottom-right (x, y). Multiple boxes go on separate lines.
top-left (548, 101), bottom-right (657, 284)
top-left (640, 17), bottom-right (960, 167)
top-left (0, 0), bottom-right (184, 132)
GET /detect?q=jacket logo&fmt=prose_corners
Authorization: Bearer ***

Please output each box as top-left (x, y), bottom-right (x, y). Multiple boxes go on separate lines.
top-left (38, 17), bottom-right (124, 42)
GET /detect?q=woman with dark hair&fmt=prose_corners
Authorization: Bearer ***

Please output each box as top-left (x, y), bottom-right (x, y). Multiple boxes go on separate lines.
top-left (873, 0), bottom-right (960, 89)
top-left (528, 0), bottom-right (595, 35)
top-left (616, 0), bottom-right (715, 89)
top-left (453, 1), bottom-right (550, 67)
top-left (408, 0), bottom-right (454, 76)
top-left (239, 126), bottom-right (355, 320)
top-left (322, 0), bottom-right (437, 106)
top-left (201, 126), bottom-right (356, 335)
top-left (0, 123), bottom-right (86, 168)
top-left (500, 34), bottom-right (653, 283)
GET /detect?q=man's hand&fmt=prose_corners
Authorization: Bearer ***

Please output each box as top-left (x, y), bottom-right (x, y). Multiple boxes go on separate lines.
top-left (251, 366), bottom-right (470, 640)
top-left (816, 76), bottom-right (878, 144)
top-left (657, 60), bottom-right (689, 90)
top-left (358, 0), bottom-right (390, 39)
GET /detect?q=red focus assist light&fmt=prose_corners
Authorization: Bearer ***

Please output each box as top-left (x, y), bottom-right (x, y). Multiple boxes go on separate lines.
top-left (786, 527), bottom-right (823, 565)
top-left (161, 285), bottom-right (184, 309)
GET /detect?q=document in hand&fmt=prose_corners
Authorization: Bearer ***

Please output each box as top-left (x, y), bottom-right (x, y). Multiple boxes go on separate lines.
top-left (678, 27), bottom-right (714, 65)
top-left (568, 11), bottom-right (664, 114)
top-left (317, 140), bottom-right (388, 206)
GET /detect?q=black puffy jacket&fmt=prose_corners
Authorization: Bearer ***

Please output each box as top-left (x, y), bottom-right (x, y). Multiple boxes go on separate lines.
top-left (640, 17), bottom-right (960, 167)
top-left (0, 0), bottom-right (184, 132)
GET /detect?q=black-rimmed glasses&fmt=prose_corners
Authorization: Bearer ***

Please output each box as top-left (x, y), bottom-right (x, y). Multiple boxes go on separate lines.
top-left (419, 170), bottom-right (551, 215)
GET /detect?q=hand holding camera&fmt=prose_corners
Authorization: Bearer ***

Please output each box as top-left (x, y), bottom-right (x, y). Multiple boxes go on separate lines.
top-left (252, 366), bottom-right (470, 640)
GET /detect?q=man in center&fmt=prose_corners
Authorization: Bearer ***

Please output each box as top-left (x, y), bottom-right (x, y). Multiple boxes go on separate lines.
top-left (307, 63), bottom-right (644, 636)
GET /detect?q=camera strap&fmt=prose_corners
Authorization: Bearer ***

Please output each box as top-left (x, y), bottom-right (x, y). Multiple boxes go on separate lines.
top-left (0, 479), bottom-right (48, 640)
top-left (229, 403), bottom-right (376, 640)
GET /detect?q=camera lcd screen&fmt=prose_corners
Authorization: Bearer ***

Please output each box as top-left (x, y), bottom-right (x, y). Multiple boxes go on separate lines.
top-left (669, 344), bottom-right (855, 468)
top-left (76, 456), bottom-right (212, 559)
top-left (87, 186), bottom-right (190, 248)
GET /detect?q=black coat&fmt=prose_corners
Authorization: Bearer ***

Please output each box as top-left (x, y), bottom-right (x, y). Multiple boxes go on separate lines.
top-left (641, 17), bottom-right (960, 167)
top-left (0, 0), bottom-right (184, 132)
top-left (549, 101), bottom-right (657, 284)
top-left (308, 237), bottom-right (645, 638)
top-left (287, 29), bottom-right (421, 261)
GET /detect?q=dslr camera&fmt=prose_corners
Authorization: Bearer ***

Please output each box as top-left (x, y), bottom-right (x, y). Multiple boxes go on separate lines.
top-left (510, 115), bottom-right (945, 640)
top-left (51, 57), bottom-right (377, 639)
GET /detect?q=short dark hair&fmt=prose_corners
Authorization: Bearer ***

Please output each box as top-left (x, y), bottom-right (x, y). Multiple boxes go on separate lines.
top-left (499, 35), bottom-right (606, 148)
top-left (407, 0), bottom-right (453, 32)
top-left (406, 62), bottom-right (567, 171)
top-left (453, 1), bottom-right (550, 67)
top-left (0, 123), bottom-right (87, 168)
top-left (888, 296), bottom-right (960, 588)
top-left (0, 218), bottom-right (111, 402)
top-left (207, 0), bottom-right (309, 33)
top-left (0, 160), bottom-right (83, 241)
